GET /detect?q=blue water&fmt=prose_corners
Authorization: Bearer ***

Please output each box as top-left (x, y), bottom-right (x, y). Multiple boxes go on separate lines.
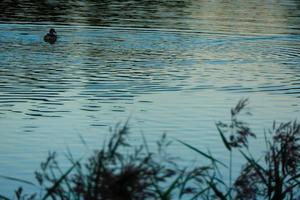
top-left (0, 0), bottom-right (300, 195)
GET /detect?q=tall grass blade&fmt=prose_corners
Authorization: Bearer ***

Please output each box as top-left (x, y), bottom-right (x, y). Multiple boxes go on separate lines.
top-left (287, 173), bottom-right (300, 183)
top-left (177, 139), bottom-right (227, 167)
top-left (216, 125), bottom-right (231, 151)
top-left (42, 161), bottom-right (78, 200)
top-left (239, 150), bottom-right (268, 186)
top-left (141, 132), bottom-right (150, 154)
top-left (152, 177), bottom-right (164, 199)
top-left (0, 194), bottom-right (10, 200)
top-left (206, 180), bottom-right (227, 200)
top-left (191, 186), bottom-right (210, 200)
top-left (161, 173), bottom-right (182, 199)
top-left (78, 133), bottom-right (89, 151)
top-left (0, 174), bottom-right (36, 186)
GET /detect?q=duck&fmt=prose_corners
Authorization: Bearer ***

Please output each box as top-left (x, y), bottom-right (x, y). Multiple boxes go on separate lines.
top-left (44, 28), bottom-right (57, 44)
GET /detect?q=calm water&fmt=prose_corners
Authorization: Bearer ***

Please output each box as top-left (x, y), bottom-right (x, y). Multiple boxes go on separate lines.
top-left (1, 0), bottom-right (300, 195)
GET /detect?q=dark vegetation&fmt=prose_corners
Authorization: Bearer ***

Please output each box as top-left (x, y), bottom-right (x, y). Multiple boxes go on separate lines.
top-left (1, 99), bottom-right (300, 200)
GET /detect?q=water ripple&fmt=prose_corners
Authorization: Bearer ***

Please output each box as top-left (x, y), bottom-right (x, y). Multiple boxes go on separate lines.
top-left (1, 1), bottom-right (300, 194)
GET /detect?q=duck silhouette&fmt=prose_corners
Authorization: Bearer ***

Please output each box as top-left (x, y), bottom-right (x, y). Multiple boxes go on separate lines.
top-left (44, 28), bottom-right (57, 44)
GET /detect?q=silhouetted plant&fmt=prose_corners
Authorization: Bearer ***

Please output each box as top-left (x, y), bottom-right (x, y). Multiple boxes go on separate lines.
top-left (234, 121), bottom-right (300, 200)
top-left (2, 99), bottom-right (300, 200)
top-left (215, 98), bottom-right (256, 197)
top-left (15, 122), bottom-right (208, 200)
top-left (216, 98), bottom-right (255, 150)
top-left (179, 99), bottom-right (300, 200)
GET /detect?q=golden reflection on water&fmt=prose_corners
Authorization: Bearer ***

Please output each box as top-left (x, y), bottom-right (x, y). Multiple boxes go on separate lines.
top-left (188, 0), bottom-right (300, 34)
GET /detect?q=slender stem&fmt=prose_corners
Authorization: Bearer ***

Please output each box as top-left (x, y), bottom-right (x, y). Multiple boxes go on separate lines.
top-left (229, 150), bottom-right (232, 199)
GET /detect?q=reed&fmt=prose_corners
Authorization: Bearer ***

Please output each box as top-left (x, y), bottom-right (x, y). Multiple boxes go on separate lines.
top-left (1, 100), bottom-right (300, 200)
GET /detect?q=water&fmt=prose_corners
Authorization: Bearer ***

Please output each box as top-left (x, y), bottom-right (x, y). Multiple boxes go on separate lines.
top-left (0, 0), bottom-right (300, 195)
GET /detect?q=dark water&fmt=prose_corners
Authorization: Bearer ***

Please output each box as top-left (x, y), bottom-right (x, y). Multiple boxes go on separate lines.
top-left (0, 0), bottom-right (300, 195)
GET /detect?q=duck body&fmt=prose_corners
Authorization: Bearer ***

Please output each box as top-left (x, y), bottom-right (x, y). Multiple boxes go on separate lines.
top-left (44, 28), bottom-right (57, 44)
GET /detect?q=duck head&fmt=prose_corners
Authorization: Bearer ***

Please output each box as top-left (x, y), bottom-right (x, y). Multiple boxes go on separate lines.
top-left (49, 28), bottom-right (56, 35)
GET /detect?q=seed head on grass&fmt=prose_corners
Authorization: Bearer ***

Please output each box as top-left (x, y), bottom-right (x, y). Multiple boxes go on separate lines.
top-left (234, 121), bottom-right (300, 199)
top-left (216, 98), bottom-right (255, 150)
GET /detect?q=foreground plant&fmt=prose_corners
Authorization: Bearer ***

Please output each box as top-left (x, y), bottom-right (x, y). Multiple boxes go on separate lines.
top-left (1, 99), bottom-right (300, 200)
top-left (179, 99), bottom-right (300, 200)
top-left (3, 122), bottom-right (209, 200)
top-left (234, 121), bottom-right (300, 200)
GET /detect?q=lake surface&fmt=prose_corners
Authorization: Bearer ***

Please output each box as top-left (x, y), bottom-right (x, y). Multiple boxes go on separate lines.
top-left (0, 0), bottom-right (300, 195)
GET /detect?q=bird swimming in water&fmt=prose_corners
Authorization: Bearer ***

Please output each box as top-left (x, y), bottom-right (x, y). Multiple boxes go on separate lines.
top-left (44, 28), bottom-right (57, 44)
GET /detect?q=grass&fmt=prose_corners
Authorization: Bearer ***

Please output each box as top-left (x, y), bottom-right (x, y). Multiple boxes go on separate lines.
top-left (1, 99), bottom-right (300, 200)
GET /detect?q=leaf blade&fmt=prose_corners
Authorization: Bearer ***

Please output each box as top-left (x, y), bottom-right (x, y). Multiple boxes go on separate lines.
top-left (177, 139), bottom-right (227, 168)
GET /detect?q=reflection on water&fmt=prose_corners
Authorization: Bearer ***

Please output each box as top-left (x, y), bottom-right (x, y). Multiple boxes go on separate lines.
top-left (1, 0), bottom-right (300, 34)
top-left (0, 0), bottom-right (300, 195)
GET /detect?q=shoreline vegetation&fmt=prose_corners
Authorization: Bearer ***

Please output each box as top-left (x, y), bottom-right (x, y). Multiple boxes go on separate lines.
top-left (1, 99), bottom-right (300, 200)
